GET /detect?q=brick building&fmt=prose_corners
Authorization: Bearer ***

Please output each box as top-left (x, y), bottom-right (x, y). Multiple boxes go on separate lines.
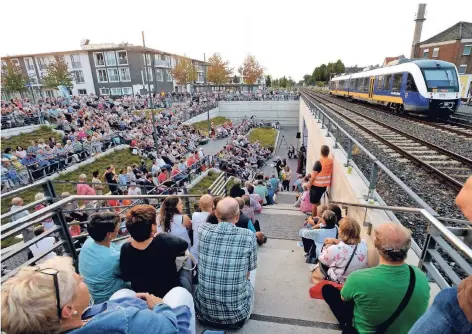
top-left (415, 21), bottom-right (472, 75)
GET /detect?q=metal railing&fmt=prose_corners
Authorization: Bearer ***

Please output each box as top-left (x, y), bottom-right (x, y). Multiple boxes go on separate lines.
top-left (300, 92), bottom-right (446, 255)
top-left (1, 193), bottom-right (203, 282)
top-left (331, 201), bottom-right (472, 289)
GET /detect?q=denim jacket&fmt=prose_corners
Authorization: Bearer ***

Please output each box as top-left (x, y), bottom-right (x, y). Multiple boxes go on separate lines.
top-left (68, 297), bottom-right (191, 334)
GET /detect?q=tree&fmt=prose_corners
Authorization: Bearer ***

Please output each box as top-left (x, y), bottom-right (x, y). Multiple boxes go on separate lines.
top-left (170, 56), bottom-right (197, 86)
top-left (272, 78), bottom-right (279, 87)
top-left (207, 53), bottom-right (233, 84)
top-left (238, 54), bottom-right (264, 85)
top-left (42, 56), bottom-right (74, 89)
top-left (1, 60), bottom-right (28, 94)
top-left (265, 75), bottom-right (272, 87)
top-left (334, 59), bottom-right (345, 74)
top-left (303, 74), bottom-right (312, 86)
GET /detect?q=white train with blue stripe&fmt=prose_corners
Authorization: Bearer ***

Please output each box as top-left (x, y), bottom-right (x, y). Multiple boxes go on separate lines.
top-left (328, 59), bottom-right (461, 117)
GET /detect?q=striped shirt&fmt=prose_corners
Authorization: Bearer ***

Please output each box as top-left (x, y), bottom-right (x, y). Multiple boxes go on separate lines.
top-left (195, 222), bottom-right (257, 325)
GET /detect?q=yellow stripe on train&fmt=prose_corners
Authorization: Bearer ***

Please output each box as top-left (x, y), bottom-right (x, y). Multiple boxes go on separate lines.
top-left (330, 90), bottom-right (403, 104)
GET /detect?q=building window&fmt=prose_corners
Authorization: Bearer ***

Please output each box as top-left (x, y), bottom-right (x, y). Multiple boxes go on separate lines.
top-left (458, 65), bottom-right (467, 75)
top-left (392, 73), bottom-right (403, 92)
top-left (11, 59), bottom-right (20, 67)
top-left (94, 52), bottom-right (105, 66)
top-left (70, 54), bottom-right (81, 69)
top-left (74, 70), bottom-right (85, 84)
top-left (107, 68), bottom-right (120, 82)
top-left (145, 67), bottom-right (153, 82)
top-left (110, 88), bottom-right (122, 96)
top-left (464, 45), bottom-right (472, 56)
top-left (144, 54), bottom-right (152, 66)
top-left (37, 57), bottom-right (47, 70)
top-left (28, 75), bottom-right (38, 84)
top-left (99, 88), bottom-right (110, 95)
top-left (432, 48), bottom-right (439, 58)
top-left (119, 67), bottom-right (131, 81)
top-left (198, 72), bottom-right (204, 82)
top-left (116, 51), bottom-right (128, 65)
top-left (156, 69), bottom-right (163, 81)
top-left (422, 49), bottom-right (429, 58)
top-left (24, 58), bottom-right (35, 71)
top-left (78, 89), bottom-right (87, 95)
top-left (105, 51), bottom-right (117, 66)
top-left (122, 87), bottom-right (133, 95)
top-left (166, 70), bottom-right (172, 82)
top-left (97, 69), bottom-right (108, 82)
top-left (154, 54), bottom-right (161, 63)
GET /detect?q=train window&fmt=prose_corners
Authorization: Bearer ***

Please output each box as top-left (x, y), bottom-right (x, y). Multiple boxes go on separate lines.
top-left (406, 73), bottom-right (418, 92)
top-left (362, 77), bottom-right (369, 92)
top-left (392, 73), bottom-right (403, 92)
top-left (382, 75), bottom-right (392, 90)
top-left (377, 76), bottom-right (383, 89)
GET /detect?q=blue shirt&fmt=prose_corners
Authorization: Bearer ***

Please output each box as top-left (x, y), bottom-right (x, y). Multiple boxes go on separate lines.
top-left (269, 177), bottom-right (279, 190)
top-left (70, 297), bottom-right (192, 334)
top-left (78, 238), bottom-right (128, 303)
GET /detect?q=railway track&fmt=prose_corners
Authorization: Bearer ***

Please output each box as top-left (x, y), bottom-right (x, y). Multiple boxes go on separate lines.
top-left (302, 89), bottom-right (472, 191)
top-left (310, 89), bottom-right (472, 137)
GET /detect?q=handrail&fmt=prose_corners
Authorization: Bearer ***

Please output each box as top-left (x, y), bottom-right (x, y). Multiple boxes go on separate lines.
top-left (331, 200), bottom-right (472, 289)
top-left (1, 197), bottom-right (52, 221)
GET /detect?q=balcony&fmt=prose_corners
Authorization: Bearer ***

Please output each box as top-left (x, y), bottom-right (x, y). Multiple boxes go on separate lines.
top-left (154, 59), bottom-right (170, 68)
top-left (72, 61), bottom-right (82, 69)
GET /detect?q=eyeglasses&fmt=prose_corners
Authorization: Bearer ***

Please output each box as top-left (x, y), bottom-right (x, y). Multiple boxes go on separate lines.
top-left (34, 267), bottom-right (62, 319)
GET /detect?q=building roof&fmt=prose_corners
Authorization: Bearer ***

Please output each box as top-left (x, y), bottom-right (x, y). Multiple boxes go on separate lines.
top-left (421, 21), bottom-right (472, 44)
top-left (383, 55), bottom-right (404, 65)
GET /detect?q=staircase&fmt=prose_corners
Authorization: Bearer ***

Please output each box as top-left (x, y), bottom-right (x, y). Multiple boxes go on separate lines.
top-left (196, 191), bottom-right (340, 333)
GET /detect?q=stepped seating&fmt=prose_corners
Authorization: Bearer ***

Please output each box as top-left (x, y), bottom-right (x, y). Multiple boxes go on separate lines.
top-left (197, 191), bottom-right (340, 333)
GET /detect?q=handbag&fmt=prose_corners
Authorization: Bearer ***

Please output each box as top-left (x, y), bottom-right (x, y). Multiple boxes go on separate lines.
top-left (309, 244), bottom-right (358, 299)
top-left (175, 250), bottom-right (197, 271)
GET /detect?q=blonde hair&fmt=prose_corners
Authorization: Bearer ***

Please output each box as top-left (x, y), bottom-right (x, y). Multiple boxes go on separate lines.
top-left (35, 192), bottom-right (46, 201)
top-left (317, 205), bottom-right (328, 217)
top-left (339, 217), bottom-right (361, 245)
top-left (1, 257), bottom-right (77, 334)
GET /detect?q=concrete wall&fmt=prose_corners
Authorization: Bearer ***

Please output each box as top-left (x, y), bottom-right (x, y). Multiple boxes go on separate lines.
top-left (218, 101), bottom-right (299, 125)
top-left (183, 107), bottom-right (219, 125)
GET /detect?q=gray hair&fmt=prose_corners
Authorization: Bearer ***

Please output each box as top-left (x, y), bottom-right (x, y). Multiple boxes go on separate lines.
top-left (374, 222), bottom-right (412, 262)
top-left (216, 197), bottom-right (240, 222)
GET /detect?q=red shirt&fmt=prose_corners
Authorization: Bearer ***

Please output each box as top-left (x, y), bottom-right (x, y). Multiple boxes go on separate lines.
top-left (158, 172), bottom-right (168, 184)
top-left (171, 168), bottom-right (180, 176)
top-left (187, 156), bottom-right (196, 167)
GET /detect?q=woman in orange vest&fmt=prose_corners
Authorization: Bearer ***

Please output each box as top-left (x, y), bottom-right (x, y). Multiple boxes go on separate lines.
top-left (309, 145), bottom-right (333, 217)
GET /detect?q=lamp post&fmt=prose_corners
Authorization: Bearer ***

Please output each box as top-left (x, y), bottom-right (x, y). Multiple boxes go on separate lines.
top-left (142, 31), bottom-right (159, 151)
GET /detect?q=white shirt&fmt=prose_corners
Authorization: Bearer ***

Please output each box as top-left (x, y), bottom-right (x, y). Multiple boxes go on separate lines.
top-left (128, 187), bottom-right (141, 195)
top-left (29, 237), bottom-right (57, 263)
top-left (190, 212), bottom-right (210, 263)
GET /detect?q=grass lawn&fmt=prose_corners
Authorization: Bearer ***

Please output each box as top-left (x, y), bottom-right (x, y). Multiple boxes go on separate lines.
top-left (248, 127), bottom-right (278, 151)
top-left (1, 149), bottom-right (149, 248)
top-left (192, 117), bottom-right (230, 135)
top-left (1, 125), bottom-right (62, 151)
top-left (189, 170), bottom-right (221, 195)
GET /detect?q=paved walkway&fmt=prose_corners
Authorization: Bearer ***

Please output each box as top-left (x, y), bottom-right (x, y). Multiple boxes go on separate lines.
top-left (196, 192), bottom-right (340, 333)
top-left (263, 126), bottom-right (300, 179)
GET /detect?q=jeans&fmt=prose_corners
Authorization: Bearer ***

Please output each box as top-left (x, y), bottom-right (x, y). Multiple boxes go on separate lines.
top-left (109, 287), bottom-right (196, 334)
top-left (409, 287), bottom-right (472, 334)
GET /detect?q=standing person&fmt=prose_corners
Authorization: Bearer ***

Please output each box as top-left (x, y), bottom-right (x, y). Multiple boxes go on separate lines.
top-left (308, 145), bottom-right (333, 218)
top-left (282, 166), bottom-right (291, 191)
top-left (10, 197), bottom-right (34, 242)
top-left (76, 174), bottom-right (96, 208)
top-left (322, 222), bottom-right (430, 333)
top-left (104, 165), bottom-right (120, 194)
top-left (34, 193), bottom-right (55, 231)
top-left (91, 170), bottom-right (104, 195)
top-left (195, 197), bottom-right (257, 328)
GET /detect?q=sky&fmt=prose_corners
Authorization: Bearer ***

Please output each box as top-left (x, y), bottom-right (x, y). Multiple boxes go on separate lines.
top-left (1, 0), bottom-right (471, 81)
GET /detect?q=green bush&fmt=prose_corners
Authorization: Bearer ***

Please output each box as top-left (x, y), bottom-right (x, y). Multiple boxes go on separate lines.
top-left (248, 127), bottom-right (278, 151)
top-left (189, 170), bottom-right (221, 195)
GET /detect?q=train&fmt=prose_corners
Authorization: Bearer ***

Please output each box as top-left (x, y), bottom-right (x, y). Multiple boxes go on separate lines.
top-left (328, 59), bottom-right (461, 117)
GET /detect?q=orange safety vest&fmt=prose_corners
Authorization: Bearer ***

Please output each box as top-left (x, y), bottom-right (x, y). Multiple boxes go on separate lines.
top-left (313, 157), bottom-right (333, 187)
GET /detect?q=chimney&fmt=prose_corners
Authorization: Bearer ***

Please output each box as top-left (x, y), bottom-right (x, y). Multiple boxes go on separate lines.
top-left (410, 3), bottom-right (427, 58)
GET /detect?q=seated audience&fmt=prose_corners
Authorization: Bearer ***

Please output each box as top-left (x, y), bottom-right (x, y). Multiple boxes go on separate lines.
top-left (312, 217), bottom-right (368, 284)
top-left (28, 226), bottom-right (57, 263)
top-left (1, 257), bottom-right (195, 334)
top-left (235, 197), bottom-right (267, 245)
top-left (191, 194), bottom-right (213, 262)
top-left (120, 205), bottom-right (189, 299)
top-left (195, 197), bottom-right (257, 328)
top-left (328, 203), bottom-right (343, 224)
top-left (299, 210), bottom-right (338, 257)
top-left (247, 184), bottom-right (262, 214)
top-left (299, 184), bottom-right (312, 213)
top-left (206, 196), bottom-right (223, 225)
top-left (254, 180), bottom-right (268, 205)
top-left (76, 174), bottom-right (96, 208)
top-left (322, 222), bottom-right (430, 333)
top-left (78, 212), bottom-right (128, 303)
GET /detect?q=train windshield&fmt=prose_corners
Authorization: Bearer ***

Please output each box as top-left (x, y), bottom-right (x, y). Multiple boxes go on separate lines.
top-left (421, 67), bottom-right (459, 92)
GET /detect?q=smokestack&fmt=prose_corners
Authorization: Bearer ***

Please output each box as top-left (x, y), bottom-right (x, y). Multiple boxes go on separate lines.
top-left (410, 3), bottom-right (427, 58)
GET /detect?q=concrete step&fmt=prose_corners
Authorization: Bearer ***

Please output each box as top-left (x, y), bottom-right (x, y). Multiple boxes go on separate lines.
top-left (275, 191), bottom-right (298, 204)
top-left (196, 239), bottom-right (340, 333)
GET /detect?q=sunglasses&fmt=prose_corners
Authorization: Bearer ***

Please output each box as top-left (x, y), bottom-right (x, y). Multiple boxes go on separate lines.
top-left (33, 267), bottom-right (62, 319)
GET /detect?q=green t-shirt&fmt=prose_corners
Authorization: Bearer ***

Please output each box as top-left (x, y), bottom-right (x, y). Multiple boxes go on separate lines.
top-left (341, 264), bottom-right (430, 334)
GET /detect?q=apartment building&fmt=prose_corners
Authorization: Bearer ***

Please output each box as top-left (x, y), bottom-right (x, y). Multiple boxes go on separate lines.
top-left (1, 41), bottom-right (207, 98)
